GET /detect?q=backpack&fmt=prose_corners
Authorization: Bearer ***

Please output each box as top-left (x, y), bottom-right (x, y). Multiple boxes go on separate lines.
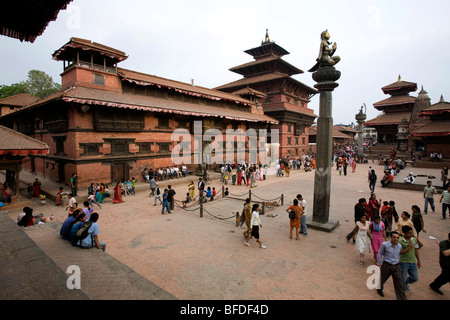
top-left (75, 221), bottom-right (93, 244)
top-left (289, 210), bottom-right (296, 220)
top-left (369, 173), bottom-right (377, 182)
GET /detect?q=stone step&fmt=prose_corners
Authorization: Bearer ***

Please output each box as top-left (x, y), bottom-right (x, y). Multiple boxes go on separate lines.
top-left (0, 211), bottom-right (176, 300)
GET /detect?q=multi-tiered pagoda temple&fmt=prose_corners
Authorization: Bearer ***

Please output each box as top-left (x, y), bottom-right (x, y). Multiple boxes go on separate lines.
top-left (216, 30), bottom-right (318, 158)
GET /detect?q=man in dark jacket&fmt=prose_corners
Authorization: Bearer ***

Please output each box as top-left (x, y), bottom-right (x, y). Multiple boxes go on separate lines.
top-left (346, 198), bottom-right (367, 243)
top-left (167, 185), bottom-right (176, 211)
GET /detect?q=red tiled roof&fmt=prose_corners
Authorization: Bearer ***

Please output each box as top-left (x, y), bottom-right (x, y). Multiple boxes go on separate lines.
top-left (215, 72), bottom-right (317, 95)
top-left (0, 93), bottom-right (39, 107)
top-left (410, 121), bottom-right (450, 136)
top-left (418, 100), bottom-right (450, 116)
top-left (0, 0), bottom-right (73, 43)
top-left (52, 37), bottom-right (128, 62)
top-left (365, 112), bottom-right (411, 126)
top-left (229, 56), bottom-right (303, 75)
top-left (0, 125), bottom-right (49, 155)
top-left (382, 79), bottom-right (417, 92)
top-left (6, 85), bottom-right (277, 124)
top-left (62, 86), bottom-right (277, 124)
top-left (373, 95), bottom-right (416, 108)
top-left (309, 126), bottom-right (353, 139)
top-left (232, 87), bottom-right (267, 98)
top-left (118, 68), bottom-right (252, 106)
top-left (262, 104), bottom-right (317, 118)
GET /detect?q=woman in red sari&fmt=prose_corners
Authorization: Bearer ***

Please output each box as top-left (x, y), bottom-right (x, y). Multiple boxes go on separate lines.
top-left (32, 178), bottom-right (41, 197)
top-left (237, 168), bottom-right (242, 186)
top-left (113, 182), bottom-right (124, 204)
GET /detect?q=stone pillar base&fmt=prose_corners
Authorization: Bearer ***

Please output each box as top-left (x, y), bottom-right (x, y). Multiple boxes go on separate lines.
top-left (307, 217), bottom-right (340, 233)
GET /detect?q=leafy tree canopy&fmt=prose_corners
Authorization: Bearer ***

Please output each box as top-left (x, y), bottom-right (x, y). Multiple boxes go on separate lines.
top-left (0, 70), bottom-right (61, 100)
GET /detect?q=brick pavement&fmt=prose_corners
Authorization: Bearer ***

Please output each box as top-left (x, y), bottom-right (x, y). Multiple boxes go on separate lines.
top-left (1, 162), bottom-right (449, 300)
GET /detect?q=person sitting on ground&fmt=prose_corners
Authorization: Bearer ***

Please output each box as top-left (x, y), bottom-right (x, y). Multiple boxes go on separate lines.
top-left (70, 212), bottom-right (86, 245)
top-left (17, 206), bottom-right (54, 227)
top-left (82, 200), bottom-right (93, 221)
top-left (404, 172), bottom-right (415, 184)
top-left (182, 192), bottom-right (191, 208)
top-left (3, 186), bottom-right (12, 203)
top-left (206, 186), bottom-right (212, 201)
top-left (78, 212), bottom-right (106, 251)
top-left (67, 193), bottom-right (77, 216)
top-left (60, 209), bottom-right (80, 240)
top-left (381, 171), bottom-right (394, 188)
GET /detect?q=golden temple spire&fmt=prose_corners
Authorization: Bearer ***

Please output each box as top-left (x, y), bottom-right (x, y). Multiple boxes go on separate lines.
top-left (262, 28), bottom-right (271, 44)
top-left (398, 74), bottom-right (402, 82)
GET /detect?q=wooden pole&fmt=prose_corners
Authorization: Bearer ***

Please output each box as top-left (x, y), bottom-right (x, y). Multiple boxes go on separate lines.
top-left (249, 189), bottom-right (251, 202)
top-left (281, 194), bottom-right (284, 205)
top-left (222, 185), bottom-right (224, 197)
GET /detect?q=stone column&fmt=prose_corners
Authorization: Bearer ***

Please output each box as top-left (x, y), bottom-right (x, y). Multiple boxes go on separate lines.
top-left (355, 107), bottom-right (366, 160)
top-left (308, 66), bottom-right (340, 232)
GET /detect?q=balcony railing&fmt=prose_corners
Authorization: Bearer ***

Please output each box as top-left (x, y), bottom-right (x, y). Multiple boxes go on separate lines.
top-left (65, 60), bottom-right (117, 74)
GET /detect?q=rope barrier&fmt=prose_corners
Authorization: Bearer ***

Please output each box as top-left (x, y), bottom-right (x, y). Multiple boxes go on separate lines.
top-left (202, 207), bottom-right (236, 220)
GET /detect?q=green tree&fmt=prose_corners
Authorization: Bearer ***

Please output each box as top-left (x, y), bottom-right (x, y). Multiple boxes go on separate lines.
top-left (0, 82), bottom-right (28, 99)
top-left (23, 70), bottom-right (61, 99)
top-left (0, 70), bottom-right (61, 100)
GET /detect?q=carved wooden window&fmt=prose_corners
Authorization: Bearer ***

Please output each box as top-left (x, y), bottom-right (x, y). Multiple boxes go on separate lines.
top-left (157, 142), bottom-right (171, 153)
top-left (94, 74), bottom-right (105, 86)
top-left (94, 108), bottom-right (144, 132)
top-left (104, 138), bottom-right (134, 156)
top-left (137, 142), bottom-right (152, 154)
top-left (80, 143), bottom-right (103, 156)
top-left (156, 116), bottom-right (170, 129)
top-left (43, 105), bottom-right (68, 132)
top-left (294, 124), bottom-right (304, 136)
top-left (53, 136), bottom-right (66, 156)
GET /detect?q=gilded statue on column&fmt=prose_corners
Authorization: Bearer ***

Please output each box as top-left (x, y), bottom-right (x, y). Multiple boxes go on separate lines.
top-left (309, 30), bottom-right (341, 72)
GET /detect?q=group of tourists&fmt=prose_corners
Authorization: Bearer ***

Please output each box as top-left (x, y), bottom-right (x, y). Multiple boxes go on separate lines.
top-left (142, 165), bottom-right (189, 182)
top-left (346, 165), bottom-right (450, 300)
top-left (239, 194), bottom-right (308, 249)
top-left (220, 162), bottom-right (267, 188)
top-left (59, 206), bottom-right (106, 251)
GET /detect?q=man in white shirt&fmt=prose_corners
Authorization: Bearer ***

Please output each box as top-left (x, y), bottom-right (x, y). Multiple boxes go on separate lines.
top-left (423, 180), bottom-right (437, 214)
top-left (297, 194), bottom-right (308, 236)
top-left (68, 194), bottom-right (77, 210)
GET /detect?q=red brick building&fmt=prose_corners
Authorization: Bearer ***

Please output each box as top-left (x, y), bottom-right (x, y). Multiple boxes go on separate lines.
top-left (410, 95), bottom-right (450, 158)
top-left (0, 37), bottom-right (277, 188)
top-left (215, 30), bottom-right (318, 158)
top-left (0, 93), bottom-right (39, 116)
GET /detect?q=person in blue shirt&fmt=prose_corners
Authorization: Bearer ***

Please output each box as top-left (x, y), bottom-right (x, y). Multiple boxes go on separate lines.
top-left (376, 231), bottom-right (407, 300)
top-left (70, 213), bottom-right (86, 245)
top-left (78, 212), bottom-right (106, 251)
top-left (206, 187), bottom-right (212, 201)
top-left (60, 209), bottom-right (80, 240)
top-left (162, 189), bottom-right (171, 214)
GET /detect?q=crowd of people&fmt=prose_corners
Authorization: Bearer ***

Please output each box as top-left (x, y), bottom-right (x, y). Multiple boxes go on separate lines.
top-left (343, 163), bottom-right (450, 299)
top-left (10, 147), bottom-right (449, 299)
top-left (142, 165), bottom-right (189, 182)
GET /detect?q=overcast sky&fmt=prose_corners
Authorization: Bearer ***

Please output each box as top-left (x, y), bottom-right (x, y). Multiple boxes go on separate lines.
top-left (1, 0), bottom-right (449, 124)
